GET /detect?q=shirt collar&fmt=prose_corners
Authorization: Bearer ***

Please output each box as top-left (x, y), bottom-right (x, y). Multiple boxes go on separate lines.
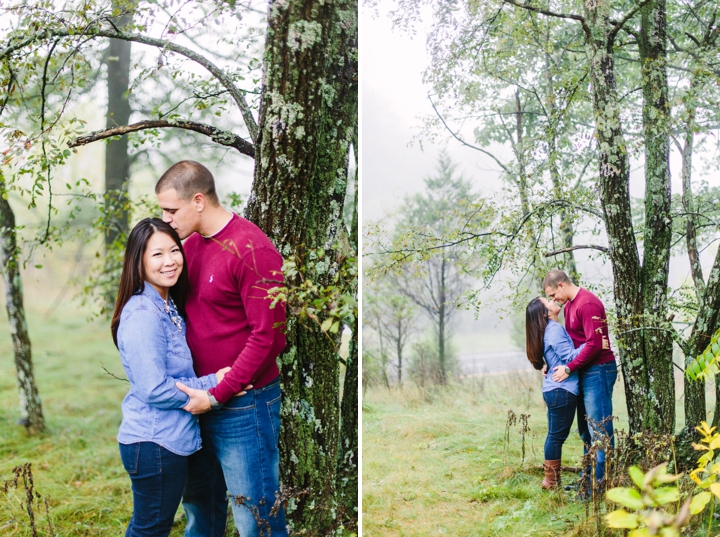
top-left (140, 283), bottom-right (167, 310)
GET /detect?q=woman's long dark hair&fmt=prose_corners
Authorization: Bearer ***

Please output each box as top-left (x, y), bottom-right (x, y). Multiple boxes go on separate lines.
top-left (525, 297), bottom-right (549, 371)
top-left (110, 218), bottom-right (188, 347)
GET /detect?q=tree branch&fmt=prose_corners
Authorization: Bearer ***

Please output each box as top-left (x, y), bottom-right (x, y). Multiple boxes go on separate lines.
top-left (428, 95), bottom-right (513, 175)
top-left (68, 119), bottom-right (255, 157)
top-left (501, 0), bottom-right (590, 37)
top-left (1, 25), bottom-right (259, 143)
top-left (608, 0), bottom-right (650, 44)
top-left (545, 244), bottom-right (608, 257)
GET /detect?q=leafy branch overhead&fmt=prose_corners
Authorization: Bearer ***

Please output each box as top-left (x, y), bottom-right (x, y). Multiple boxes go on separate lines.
top-left (1, 2), bottom-right (259, 159)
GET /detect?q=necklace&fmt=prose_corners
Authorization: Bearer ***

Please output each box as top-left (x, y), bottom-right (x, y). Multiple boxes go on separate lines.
top-left (164, 296), bottom-right (183, 332)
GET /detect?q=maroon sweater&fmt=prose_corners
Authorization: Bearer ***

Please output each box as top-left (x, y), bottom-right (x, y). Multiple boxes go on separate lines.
top-left (564, 288), bottom-right (616, 372)
top-left (184, 214), bottom-right (286, 403)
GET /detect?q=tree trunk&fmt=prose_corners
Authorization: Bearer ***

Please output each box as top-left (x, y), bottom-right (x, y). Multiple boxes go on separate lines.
top-left (104, 4), bottom-right (133, 248)
top-left (246, 0), bottom-right (357, 531)
top-left (337, 130), bottom-right (358, 529)
top-left (396, 327), bottom-right (403, 385)
top-left (583, 6), bottom-right (649, 434)
top-left (678, 92), bottom-right (706, 430)
top-left (637, 0), bottom-right (674, 434)
top-left (0, 179), bottom-right (45, 434)
top-left (438, 257), bottom-right (447, 383)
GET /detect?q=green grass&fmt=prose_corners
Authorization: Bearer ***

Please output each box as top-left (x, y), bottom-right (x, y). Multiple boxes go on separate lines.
top-left (362, 375), bottom-right (599, 536)
top-left (0, 264), bottom-right (209, 535)
top-left (362, 370), bottom-right (645, 537)
top-left (362, 355), bottom-right (720, 536)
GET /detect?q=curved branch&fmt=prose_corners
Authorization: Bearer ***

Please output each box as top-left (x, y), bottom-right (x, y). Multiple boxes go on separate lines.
top-left (428, 95), bottom-right (513, 175)
top-left (68, 119), bottom-right (255, 158)
top-left (1, 25), bottom-right (259, 142)
top-left (544, 244), bottom-right (608, 258)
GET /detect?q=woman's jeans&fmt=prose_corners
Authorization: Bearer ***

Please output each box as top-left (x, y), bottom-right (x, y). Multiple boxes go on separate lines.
top-left (182, 377), bottom-right (287, 537)
top-left (543, 388), bottom-right (578, 460)
top-left (119, 442), bottom-right (187, 537)
top-left (578, 361), bottom-right (618, 483)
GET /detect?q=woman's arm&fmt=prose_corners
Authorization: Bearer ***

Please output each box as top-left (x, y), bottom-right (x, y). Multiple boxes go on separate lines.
top-left (547, 323), bottom-right (583, 365)
top-left (118, 307), bottom-right (204, 409)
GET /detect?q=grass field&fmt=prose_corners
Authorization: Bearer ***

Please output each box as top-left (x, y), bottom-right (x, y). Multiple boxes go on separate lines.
top-left (362, 374), bottom-right (600, 536)
top-left (361, 370), bottom-right (720, 537)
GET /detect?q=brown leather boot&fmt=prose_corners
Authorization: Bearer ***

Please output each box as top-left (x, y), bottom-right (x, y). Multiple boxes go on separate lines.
top-left (541, 460), bottom-right (562, 489)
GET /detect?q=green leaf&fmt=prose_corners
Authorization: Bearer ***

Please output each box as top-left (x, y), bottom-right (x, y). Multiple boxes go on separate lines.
top-left (34, 264), bottom-right (42, 269)
top-left (606, 487), bottom-right (644, 510)
top-left (606, 509), bottom-right (639, 529)
top-left (628, 466), bottom-right (645, 489)
top-left (629, 529), bottom-right (650, 537)
top-left (690, 491), bottom-right (711, 514)
top-left (320, 318), bottom-right (333, 332)
top-left (658, 528), bottom-right (679, 537)
top-left (651, 487), bottom-right (680, 506)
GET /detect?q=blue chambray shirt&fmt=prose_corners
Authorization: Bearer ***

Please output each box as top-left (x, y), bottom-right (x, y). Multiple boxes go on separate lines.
top-left (116, 284), bottom-right (217, 456)
top-left (542, 320), bottom-right (583, 395)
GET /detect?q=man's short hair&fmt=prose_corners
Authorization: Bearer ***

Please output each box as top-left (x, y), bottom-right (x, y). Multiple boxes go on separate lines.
top-left (155, 160), bottom-right (220, 206)
top-left (542, 269), bottom-right (572, 290)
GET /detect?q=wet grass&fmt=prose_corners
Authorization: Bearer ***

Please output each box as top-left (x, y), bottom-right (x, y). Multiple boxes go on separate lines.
top-left (362, 373), bottom-right (627, 537)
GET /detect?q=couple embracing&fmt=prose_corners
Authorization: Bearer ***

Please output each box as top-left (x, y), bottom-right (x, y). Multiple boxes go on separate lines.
top-left (110, 161), bottom-right (288, 537)
top-left (525, 270), bottom-right (618, 491)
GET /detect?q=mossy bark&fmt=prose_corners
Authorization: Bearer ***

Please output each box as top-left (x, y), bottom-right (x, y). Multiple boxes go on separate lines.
top-left (337, 125), bottom-right (358, 529)
top-left (637, 0), bottom-right (674, 433)
top-left (0, 178), bottom-right (45, 434)
top-left (247, 0), bottom-right (357, 532)
top-left (584, 2), bottom-right (656, 434)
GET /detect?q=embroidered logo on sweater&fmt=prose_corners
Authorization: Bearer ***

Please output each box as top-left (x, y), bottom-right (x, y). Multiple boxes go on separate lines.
top-left (209, 275), bottom-right (214, 283)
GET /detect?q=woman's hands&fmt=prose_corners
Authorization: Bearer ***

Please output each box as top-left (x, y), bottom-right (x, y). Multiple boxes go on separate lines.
top-left (176, 367), bottom-right (254, 414)
top-left (216, 366), bottom-right (231, 383)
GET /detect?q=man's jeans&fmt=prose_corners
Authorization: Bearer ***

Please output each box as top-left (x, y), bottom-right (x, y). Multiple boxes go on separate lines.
top-left (577, 361), bottom-right (618, 483)
top-left (182, 377), bottom-right (287, 537)
top-left (543, 389), bottom-right (578, 460)
top-left (119, 442), bottom-right (187, 537)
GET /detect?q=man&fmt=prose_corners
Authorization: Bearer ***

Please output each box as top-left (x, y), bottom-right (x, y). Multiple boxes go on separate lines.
top-left (155, 160), bottom-right (288, 537)
top-left (544, 269), bottom-right (617, 485)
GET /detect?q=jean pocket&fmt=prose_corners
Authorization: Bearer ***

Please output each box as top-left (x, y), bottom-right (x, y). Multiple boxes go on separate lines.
top-left (119, 443), bottom-right (141, 475)
top-left (266, 395), bottom-right (281, 446)
top-left (223, 393), bottom-right (256, 411)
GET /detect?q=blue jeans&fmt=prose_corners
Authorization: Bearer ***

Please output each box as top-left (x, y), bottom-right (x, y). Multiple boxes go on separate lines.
top-left (577, 361), bottom-right (618, 482)
top-left (119, 442), bottom-right (188, 537)
top-left (182, 377), bottom-right (287, 537)
top-left (543, 389), bottom-right (578, 460)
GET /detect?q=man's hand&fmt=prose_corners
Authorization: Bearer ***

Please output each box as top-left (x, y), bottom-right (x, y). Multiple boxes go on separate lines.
top-left (602, 336), bottom-right (609, 350)
top-left (176, 382), bottom-right (212, 415)
top-left (551, 365), bottom-right (569, 382)
top-left (542, 364), bottom-right (548, 378)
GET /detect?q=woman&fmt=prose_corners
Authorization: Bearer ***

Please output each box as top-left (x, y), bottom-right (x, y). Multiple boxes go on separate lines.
top-left (526, 297), bottom-right (584, 490)
top-left (110, 218), bottom-right (230, 536)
